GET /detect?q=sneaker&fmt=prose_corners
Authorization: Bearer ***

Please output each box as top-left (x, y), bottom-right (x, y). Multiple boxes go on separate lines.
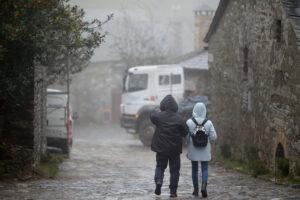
top-left (155, 184), bottom-right (161, 195)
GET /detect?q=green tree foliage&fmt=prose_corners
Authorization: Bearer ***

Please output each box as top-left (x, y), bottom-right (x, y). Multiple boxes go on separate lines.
top-left (0, 0), bottom-right (112, 139)
top-left (0, 0), bottom-right (112, 83)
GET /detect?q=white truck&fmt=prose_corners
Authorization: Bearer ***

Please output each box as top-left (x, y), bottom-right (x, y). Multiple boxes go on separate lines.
top-left (120, 65), bottom-right (185, 146)
top-left (46, 89), bottom-right (73, 156)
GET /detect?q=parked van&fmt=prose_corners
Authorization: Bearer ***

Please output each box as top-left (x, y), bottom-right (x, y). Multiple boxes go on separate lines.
top-left (46, 89), bottom-right (73, 156)
top-left (120, 65), bottom-right (184, 145)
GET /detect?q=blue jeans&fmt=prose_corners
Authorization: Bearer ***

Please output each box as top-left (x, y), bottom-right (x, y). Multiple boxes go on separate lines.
top-left (191, 161), bottom-right (208, 188)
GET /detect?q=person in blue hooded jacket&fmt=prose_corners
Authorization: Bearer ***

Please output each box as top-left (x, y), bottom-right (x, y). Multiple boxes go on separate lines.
top-left (186, 102), bottom-right (217, 198)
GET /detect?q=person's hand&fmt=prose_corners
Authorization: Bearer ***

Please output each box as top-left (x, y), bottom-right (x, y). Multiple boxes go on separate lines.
top-left (153, 106), bottom-right (160, 112)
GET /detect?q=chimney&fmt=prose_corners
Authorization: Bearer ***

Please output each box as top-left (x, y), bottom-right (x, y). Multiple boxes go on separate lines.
top-left (194, 5), bottom-right (215, 50)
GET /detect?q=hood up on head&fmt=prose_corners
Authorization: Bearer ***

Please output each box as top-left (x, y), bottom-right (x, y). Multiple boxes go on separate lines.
top-left (192, 102), bottom-right (207, 123)
top-left (160, 95), bottom-right (178, 113)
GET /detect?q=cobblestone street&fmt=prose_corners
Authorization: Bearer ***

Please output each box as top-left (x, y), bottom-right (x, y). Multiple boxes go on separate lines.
top-left (0, 125), bottom-right (299, 200)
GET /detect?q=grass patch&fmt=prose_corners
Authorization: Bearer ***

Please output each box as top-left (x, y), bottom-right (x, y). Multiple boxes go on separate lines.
top-left (214, 145), bottom-right (300, 186)
top-left (275, 176), bottom-right (300, 185)
top-left (35, 153), bottom-right (64, 178)
top-left (214, 145), bottom-right (269, 177)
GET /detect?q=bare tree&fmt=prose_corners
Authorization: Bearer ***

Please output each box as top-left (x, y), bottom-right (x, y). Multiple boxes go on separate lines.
top-left (110, 8), bottom-right (171, 68)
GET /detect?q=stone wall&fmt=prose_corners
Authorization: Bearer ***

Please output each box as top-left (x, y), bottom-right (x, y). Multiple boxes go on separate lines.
top-left (33, 65), bottom-right (47, 167)
top-left (208, 0), bottom-right (300, 174)
top-left (184, 69), bottom-right (209, 95)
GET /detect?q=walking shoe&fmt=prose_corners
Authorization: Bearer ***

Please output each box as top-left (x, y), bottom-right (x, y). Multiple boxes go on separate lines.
top-left (192, 187), bottom-right (199, 196)
top-left (201, 182), bottom-right (208, 198)
top-left (170, 193), bottom-right (177, 198)
top-left (154, 184), bottom-right (161, 195)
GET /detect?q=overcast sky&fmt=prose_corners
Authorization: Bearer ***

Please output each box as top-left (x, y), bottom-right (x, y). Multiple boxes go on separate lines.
top-left (71, 0), bottom-right (220, 62)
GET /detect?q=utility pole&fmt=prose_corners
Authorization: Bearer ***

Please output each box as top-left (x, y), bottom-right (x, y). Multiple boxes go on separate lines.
top-left (170, 73), bottom-right (173, 95)
top-left (66, 55), bottom-right (70, 133)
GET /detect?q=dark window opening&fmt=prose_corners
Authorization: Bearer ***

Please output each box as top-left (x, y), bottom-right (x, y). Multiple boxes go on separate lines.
top-left (275, 143), bottom-right (285, 159)
top-left (243, 46), bottom-right (249, 75)
top-left (275, 19), bottom-right (282, 43)
top-left (273, 70), bottom-right (286, 88)
top-left (275, 143), bottom-right (289, 178)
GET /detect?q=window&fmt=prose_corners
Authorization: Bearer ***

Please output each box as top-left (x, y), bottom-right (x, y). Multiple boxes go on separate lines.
top-left (171, 74), bottom-right (181, 84)
top-left (275, 19), bottom-right (282, 43)
top-left (243, 46), bottom-right (249, 75)
top-left (159, 74), bottom-right (181, 85)
top-left (273, 69), bottom-right (286, 88)
top-left (159, 75), bottom-right (170, 85)
top-left (127, 74), bottom-right (148, 92)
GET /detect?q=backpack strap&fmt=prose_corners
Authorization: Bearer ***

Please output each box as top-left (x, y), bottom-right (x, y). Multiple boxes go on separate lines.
top-left (192, 117), bottom-right (208, 126)
top-left (191, 117), bottom-right (199, 126)
top-left (201, 118), bottom-right (208, 126)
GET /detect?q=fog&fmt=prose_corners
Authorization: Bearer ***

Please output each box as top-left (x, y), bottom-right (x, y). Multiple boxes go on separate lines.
top-left (67, 0), bottom-right (220, 125)
top-left (2, 1), bottom-right (299, 197)
top-left (71, 0), bottom-right (220, 62)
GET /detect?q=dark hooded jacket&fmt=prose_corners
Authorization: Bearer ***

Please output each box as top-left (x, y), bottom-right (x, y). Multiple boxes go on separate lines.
top-left (150, 95), bottom-right (189, 157)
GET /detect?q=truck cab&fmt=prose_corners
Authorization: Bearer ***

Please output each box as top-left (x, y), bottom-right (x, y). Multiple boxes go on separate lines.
top-left (120, 65), bottom-right (184, 146)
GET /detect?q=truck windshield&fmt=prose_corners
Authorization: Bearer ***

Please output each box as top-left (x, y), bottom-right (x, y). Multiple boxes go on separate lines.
top-left (126, 73), bottom-right (148, 92)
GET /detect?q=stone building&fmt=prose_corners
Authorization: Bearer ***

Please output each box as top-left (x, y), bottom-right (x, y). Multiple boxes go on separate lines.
top-left (204, 0), bottom-right (300, 175)
top-left (168, 5), bottom-right (215, 97)
top-left (175, 50), bottom-right (209, 96)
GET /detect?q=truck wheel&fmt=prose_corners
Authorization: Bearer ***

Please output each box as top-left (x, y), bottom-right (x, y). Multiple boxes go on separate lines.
top-left (62, 140), bottom-right (70, 158)
top-left (139, 119), bottom-right (155, 146)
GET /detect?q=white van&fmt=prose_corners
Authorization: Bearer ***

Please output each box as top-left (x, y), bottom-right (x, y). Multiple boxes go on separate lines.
top-left (46, 89), bottom-right (73, 156)
top-left (120, 65), bottom-right (184, 145)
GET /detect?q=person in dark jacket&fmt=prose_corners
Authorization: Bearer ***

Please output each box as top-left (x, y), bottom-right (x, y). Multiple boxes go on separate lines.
top-left (150, 95), bottom-right (189, 198)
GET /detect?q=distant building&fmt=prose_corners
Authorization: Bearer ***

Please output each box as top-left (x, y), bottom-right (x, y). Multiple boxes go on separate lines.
top-left (176, 50), bottom-right (209, 96)
top-left (170, 5), bottom-right (215, 96)
top-left (194, 5), bottom-right (215, 50)
top-left (70, 61), bottom-right (124, 124)
top-left (204, 0), bottom-right (300, 175)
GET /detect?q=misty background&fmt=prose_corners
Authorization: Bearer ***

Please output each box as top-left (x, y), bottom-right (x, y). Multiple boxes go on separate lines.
top-left (65, 0), bottom-right (220, 124)
top-left (71, 0), bottom-right (220, 62)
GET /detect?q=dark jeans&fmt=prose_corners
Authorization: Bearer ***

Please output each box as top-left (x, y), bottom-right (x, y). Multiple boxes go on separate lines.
top-left (191, 161), bottom-right (208, 188)
top-left (154, 153), bottom-right (180, 192)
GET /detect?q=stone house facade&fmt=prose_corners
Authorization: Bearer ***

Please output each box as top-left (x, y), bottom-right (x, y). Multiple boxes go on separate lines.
top-left (204, 0), bottom-right (300, 175)
top-left (176, 50), bottom-right (210, 96)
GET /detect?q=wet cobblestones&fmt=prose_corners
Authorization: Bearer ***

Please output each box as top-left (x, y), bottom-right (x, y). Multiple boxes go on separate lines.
top-left (0, 125), bottom-right (299, 200)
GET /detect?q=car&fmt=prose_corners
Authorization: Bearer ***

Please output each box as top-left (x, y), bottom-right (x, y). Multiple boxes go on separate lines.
top-left (178, 95), bottom-right (209, 121)
top-left (46, 89), bottom-right (73, 157)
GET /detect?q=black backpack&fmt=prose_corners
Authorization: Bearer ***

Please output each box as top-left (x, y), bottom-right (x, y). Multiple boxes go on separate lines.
top-left (190, 118), bottom-right (208, 147)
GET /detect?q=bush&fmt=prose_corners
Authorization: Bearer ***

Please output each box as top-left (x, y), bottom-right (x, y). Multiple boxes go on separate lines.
top-left (35, 153), bottom-right (64, 178)
top-left (249, 159), bottom-right (269, 177)
top-left (244, 146), bottom-right (269, 177)
top-left (277, 158), bottom-right (289, 177)
top-left (220, 144), bottom-right (231, 159)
